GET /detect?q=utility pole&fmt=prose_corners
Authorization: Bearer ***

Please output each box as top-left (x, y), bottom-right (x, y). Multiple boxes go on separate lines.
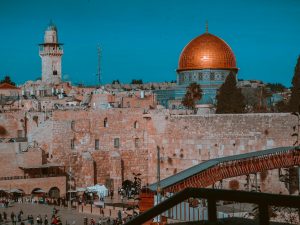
top-left (156, 146), bottom-right (161, 223)
top-left (96, 44), bottom-right (101, 87)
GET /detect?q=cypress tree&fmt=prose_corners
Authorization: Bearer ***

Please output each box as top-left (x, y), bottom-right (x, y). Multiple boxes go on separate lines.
top-left (216, 72), bottom-right (245, 113)
top-left (289, 56), bottom-right (300, 112)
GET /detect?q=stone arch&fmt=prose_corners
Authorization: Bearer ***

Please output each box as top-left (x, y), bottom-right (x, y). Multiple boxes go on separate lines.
top-left (48, 187), bottom-right (60, 198)
top-left (104, 117), bottom-right (108, 128)
top-left (134, 121), bottom-right (139, 129)
top-left (31, 188), bottom-right (45, 195)
top-left (14, 189), bottom-right (25, 196)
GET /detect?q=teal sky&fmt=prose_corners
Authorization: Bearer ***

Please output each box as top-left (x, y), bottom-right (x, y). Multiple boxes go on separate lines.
top-left (0, 0), bottom-right (300, 86)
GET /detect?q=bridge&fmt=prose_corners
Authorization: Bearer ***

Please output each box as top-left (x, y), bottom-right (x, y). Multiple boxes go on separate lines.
top-left (134, 146), bottom-right (300, 224)
top-left (149, 146), bottom-right (300, 193)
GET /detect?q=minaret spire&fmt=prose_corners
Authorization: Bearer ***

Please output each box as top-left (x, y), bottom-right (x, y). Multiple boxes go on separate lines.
top-left (205, 21), bottom-right (209, 33)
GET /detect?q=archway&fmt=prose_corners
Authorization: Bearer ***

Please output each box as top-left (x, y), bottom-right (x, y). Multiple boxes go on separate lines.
top-left (31, 188), bottom-right (46, 203)
top-left (49, 187), bottom-right (60, 199)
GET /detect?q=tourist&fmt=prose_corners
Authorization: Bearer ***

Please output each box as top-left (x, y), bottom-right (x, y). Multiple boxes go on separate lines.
top-left (17, 212), bottom-right (21, 222)
top-left (3, 211), bottom-right (7, 221)
top-left (52, 207), bottom-right (57, 215)
top-left (90, 218), bottom-right (95, 225)
top-left (36, 215), bottom-right (41, 225)
top-left (12, 214), bottom-right (17, 225)
top-left (110, 190), bottom-right (113, 200)
top-left (44, 215), bottom-right (48, 225)
top-left (30, 215), bottom-right (34, 225)
top-left (11, 212), bottom-right (15, 224)
top-left (117, 210), bottom-right (122, 223)
top-left (40, 215), bottom-right (43, 225)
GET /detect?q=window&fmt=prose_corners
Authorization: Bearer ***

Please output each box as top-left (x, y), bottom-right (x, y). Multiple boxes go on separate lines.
top-left (53, 70), bottom-right (58, 75)
top-left (114, 138), bottom-right (120, 148)
top-left (71, 139), bottom-right (75, 150)
top-left (134, 121), bottom-right (139, 129)
top-left (95, 139), bottom-right (99, 150)
top-left (71, 120), bottom-right (75, 130)
top-left (135, 138), bottom-right (140, 148)
top-left (17, 130), bottom-right (23, 138)
top-left (104, 118), bottom-right (108, 128)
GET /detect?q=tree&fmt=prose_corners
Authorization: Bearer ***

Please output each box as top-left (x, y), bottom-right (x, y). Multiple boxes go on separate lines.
top-left (288, 56), bottom-right (300, 112)
top-left (266, 83), bottom-right (286, 93)
top-left (216, 72), bottom-right (245, 113)
top-left (112, 80), bottom-right (120, 85)
top-left (0, 75), bottom-right (15, 86)
top-left (181, 82), bottom-right (202, 110)
top-left (131, 79), bottom-right (143, 84)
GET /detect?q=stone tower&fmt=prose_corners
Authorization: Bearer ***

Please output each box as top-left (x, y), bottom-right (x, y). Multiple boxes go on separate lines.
top-left (39, 21), bottom-right (63, 84)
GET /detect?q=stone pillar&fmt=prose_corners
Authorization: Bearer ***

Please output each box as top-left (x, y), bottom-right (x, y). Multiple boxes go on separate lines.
top-left (109, 151), bottom-right (122, 196)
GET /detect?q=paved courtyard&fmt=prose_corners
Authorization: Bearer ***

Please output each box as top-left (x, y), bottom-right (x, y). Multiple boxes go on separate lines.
top-left (0, 202), bottom-right (97, 225)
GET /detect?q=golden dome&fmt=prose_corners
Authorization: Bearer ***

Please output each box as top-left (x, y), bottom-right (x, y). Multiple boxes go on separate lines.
top-left (178, 32), bottom-right (237, 71)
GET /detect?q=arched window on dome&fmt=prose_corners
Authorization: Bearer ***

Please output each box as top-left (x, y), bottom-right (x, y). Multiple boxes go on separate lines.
top-left (134, 121), bottom-right (139, 129)
top-left (104, 118), bottom-right (108, 128)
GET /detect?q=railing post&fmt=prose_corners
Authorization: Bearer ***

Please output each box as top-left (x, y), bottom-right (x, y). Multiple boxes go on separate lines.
top-left (207, 198), bottom-right (217, 222)
top-left (258, 203), bottom-right (269, 225)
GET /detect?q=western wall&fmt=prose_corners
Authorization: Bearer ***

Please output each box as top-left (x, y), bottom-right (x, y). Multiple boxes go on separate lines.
top-left (0, 110), bottom-right (297, 194)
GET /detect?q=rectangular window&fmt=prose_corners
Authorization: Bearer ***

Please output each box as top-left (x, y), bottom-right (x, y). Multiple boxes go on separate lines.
top-left (135, 138), bottom-right (140, 148)
top-left (114, 138), bottom-right (120, 148)
top-left (95, 139), bottom-right (99, 150)
top-left (17, 130), bottom-right (23, 138)
top-left (71, 139), bottom-right (75, 150)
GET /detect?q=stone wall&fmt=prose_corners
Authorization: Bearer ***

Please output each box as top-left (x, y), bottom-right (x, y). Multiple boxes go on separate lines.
top-left (0, 112), bottom-right (24, 138)
top-left (146, 112), bottom-right (296, 184)
top-left (26, 109), bottom-right (296, 194)
top-left (0, 108), bottom-right (296, 191)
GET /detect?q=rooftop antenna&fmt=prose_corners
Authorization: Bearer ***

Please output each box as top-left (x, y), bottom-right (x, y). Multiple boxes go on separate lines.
top-left (205, 21), bottom-right (209, 33)
top-left (96, 44), bottom-right (101, 87)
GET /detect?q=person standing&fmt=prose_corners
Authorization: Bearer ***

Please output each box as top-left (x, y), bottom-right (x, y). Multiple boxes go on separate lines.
top-left (44, 215), bottom-right (48, 225)
top-left (12, 214), bottom-right (17, 225)
top-left (3, 211), bottom-right (7, 221)
top-left (110, 190), bottom-right (113, 200)
top-left (36, 215), bottom-right (41, 225)
top-left (10, 212), bottom-right (15, 225)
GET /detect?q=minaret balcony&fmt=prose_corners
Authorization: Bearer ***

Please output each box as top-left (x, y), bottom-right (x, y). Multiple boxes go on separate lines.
top-left (39, 49), bottom-right (64, 56)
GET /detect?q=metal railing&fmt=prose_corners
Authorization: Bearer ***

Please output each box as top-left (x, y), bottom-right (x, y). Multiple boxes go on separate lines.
top-left (124, 188), bottom-right (300, 225)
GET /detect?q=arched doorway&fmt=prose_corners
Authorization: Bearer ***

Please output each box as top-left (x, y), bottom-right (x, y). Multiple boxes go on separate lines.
top-left (10, 188), bottom-right (24, 201)
top-left (49, 187), bottom-right (60, 199)
top-left (31, 188), bottom-right (46, 204)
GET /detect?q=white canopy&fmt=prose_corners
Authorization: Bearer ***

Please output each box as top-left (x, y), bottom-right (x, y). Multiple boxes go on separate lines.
top-left (86, 184), bottom-right (108, 198)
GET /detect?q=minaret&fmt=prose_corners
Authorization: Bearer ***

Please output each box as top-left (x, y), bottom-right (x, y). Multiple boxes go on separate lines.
top-left (39, 21), bottom-right (63, 84)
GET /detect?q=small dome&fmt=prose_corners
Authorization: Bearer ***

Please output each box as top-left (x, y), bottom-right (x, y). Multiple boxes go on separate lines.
top-left (178, 32), bottom-right (237, 71)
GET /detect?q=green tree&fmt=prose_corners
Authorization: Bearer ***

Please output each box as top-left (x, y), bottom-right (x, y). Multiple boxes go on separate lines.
top-left (266, 83), bottom-right (286, 93)
top-left (216, 72), bottom-right (245, 113)
top-left (275, 100), bottom-right (288, 112)
top-left (131, 79), bottom-right (143, 84)
top-left (182, 82), bottom-right (202, 110)
top-left (0, 75), bottom-right (16, 86)
top-left (288, 56), bottom-right (300, 112)
top-left (112, 80), bottom-right (120, 84)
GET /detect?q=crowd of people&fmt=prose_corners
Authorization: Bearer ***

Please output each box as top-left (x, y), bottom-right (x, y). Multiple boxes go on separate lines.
top-left (0, 207), bottom-right (63, 225)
